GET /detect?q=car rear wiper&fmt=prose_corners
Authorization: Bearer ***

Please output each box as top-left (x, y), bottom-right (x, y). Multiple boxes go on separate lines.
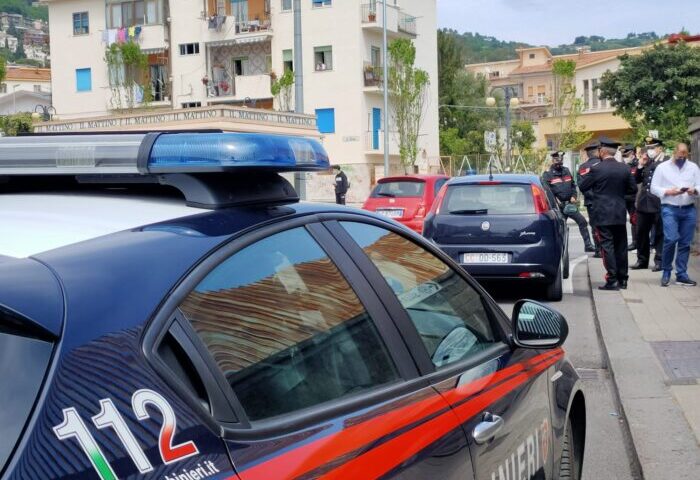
top-left (376, 192), bottom-right (396, 197)
top-left (449, 209), bottom-right (488, 215)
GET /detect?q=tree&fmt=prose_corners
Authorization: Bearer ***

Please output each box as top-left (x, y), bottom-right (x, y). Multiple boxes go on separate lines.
top-left (551, 59), bottom-right (591, 150)
top-left (388, 38), bottom-right (430, 171)
top-left (0, 55), bottom-right (6, 85)
top-left (512, 120), bottom-right (536, 154)
top-left (271, 69), bottom-right (294, 112)
top-left (0, 113), bottom-right (33, 136)
top-left (599, 42), bottom-right (700, 144)
top-left (105, 42), bottom-right (149, 110)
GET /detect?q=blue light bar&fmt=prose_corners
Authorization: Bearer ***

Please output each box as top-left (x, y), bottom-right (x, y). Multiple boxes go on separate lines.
top-left (148, 133), bottom-right (330, 173)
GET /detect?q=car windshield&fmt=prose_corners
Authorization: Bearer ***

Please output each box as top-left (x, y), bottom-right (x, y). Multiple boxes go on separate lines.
top-left (372, 181), bottom-right (426, 198)
top-left (444, 184), bottom-right (535, 215)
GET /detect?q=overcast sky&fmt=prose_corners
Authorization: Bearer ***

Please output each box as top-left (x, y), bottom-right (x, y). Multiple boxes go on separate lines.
top-left (437, 0), bottom-right (699, 46)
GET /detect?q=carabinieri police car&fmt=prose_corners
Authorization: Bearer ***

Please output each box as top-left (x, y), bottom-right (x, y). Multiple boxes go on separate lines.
top-left (0, 131), bottom-right (585, 480)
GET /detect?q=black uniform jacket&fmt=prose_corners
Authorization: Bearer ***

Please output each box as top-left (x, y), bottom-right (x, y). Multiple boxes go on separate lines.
top-left (634, 157), bottom-right (666, 214)
top-left (625, 158), bottom-right (639, 203)
top-left (334, 171), bottom-right (349, 194)
top-left (542, 166), bottom-right (577, 203)
top-left (579, 157), bottom-right (637, 226)
top-left (577, 156), bottom-right (601, 207)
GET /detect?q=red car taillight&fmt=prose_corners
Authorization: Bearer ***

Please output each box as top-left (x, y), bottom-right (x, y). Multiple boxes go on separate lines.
top-left (429, 184), bottom-right (448, 215)
top-left (415, 204), bottom-right (427, 218)
top-left (531, 184), bottom-right (549, 214)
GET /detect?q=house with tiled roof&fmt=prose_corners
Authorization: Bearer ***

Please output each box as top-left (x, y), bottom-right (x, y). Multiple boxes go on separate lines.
top-left (0, 65), bottom-right (52, 114)
top-left (466, 45), bottom-right (645, 149)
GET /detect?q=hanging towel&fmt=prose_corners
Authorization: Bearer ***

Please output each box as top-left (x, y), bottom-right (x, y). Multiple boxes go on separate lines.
top-left (101, 30), bottom-right (108, 43)
top-left (117, 27), bottom-right (126, 43)
top-left (128, 26), bottom-right (136, 38)
top-left (107, 28), bottom-right (117, 45)
top-left (135, 25), bottom-right (142, 36)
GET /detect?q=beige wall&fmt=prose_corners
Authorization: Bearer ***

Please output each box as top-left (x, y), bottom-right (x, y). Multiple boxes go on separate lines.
top-left (520, 48), bottom-right (550, 67)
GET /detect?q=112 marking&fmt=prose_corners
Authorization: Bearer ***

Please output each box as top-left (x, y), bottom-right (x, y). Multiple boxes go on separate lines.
top-left (53, 388), bottom-right (199, 479)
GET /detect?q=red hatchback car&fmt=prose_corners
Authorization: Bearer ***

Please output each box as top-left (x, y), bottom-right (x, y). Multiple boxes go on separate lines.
top-left (363, 174), bottom-right (450, 233)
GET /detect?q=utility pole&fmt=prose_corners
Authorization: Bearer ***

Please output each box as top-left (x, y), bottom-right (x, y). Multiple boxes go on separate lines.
top-left (382, 0), bottom-right (389, 177)
top-left (504, 87), bottom-right (512, 168)
top-left (293, 0), bottom-right (306, 199)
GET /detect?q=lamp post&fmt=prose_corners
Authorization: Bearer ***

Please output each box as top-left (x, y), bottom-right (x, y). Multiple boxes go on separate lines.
top-left (486, 86), bottom-right (520, 167)
top-left (382, 0), bottom-right (389, 177)
top-left (32, 104), bottom-right (56, 121)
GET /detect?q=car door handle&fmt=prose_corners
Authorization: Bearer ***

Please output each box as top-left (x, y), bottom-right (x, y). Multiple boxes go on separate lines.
top-left (472, 413), bottom-right (504, 444)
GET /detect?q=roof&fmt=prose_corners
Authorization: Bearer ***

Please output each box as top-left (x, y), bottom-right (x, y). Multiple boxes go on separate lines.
top-left (448, 173), bottom-right (541, 185)
top-left (0, 192), bottom-right (201, 258)
top-left (494, 47), bottom-right (644, 76)
top-left (5, 66), bottom-right (51, 82)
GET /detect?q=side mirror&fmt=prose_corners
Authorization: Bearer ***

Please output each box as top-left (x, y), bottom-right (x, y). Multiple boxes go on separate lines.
top-left (512, 300), bottom-right (568, 349)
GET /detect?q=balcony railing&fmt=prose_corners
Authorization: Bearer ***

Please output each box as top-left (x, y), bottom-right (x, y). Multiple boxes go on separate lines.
top-left (360, 3), bottom-right (378, 23)
top-left (206, 73), bottom-right (272, 100)
top-left (398, 12), bottom-right (417, 35)
top-left (363, 63), bottom-right (383, 87)
top-left (234, 16), bottom-right (272, 34)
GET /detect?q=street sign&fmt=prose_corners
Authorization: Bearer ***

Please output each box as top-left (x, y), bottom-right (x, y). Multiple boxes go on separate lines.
top-left (648, 130), bottom-right (659, 139)
top-left (484, 131), bottom-right (497, 153)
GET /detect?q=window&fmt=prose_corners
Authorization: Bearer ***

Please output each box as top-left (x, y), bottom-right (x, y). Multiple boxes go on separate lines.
top-left (443, 184), bottom-right (536, 215)
top-left (583, 79), bottom-right (590, 110)
top-left (179, 227), bottom-right (399, 421)
top-left (283, 49), bottom-right (293, 72)
top-left (0, 84), bottom-right (6, 94)
top-left (434, 178), bottom-right (448, 198)
top-left (591, 78), bottom-right (598, 109)
top-left (76, 68), bottom-right (92, 92)
top-left (281, 0), bottom-right (292, 11)
top-left (72, 12), bottom-right (89, 35)
top-left (342, 223), bottom-right (498, 369)
top-left (316, 108), bottom-right (335, 134)
top-left (529, 53), bottom-right (535, 59)
top-left (371, 180), bottom-right (425, 198)
top-left (314, 45), bottom-right (332, 71)
top-left (312, 0), bottom-right (332, 6)
top-left (179, 43), bottom-right (200, 55)
top-left (370, 46), bottom-right (381, 68)
top-left (107, 0), bottom-right (159, 28)
top-left (232, 57), bottom-right (248, 76)
top-left (181, 101), bottom-right (202, 108)
top-left (33, 85), bottom-right (41, 92)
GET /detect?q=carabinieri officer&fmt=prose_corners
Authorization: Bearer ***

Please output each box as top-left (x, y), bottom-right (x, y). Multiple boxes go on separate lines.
top-left (542, 151), bottom-right (596, 252)
top-left (579, 138), bottom-right (637, 290)
top-left (577, 141), bottom-right (603, 257)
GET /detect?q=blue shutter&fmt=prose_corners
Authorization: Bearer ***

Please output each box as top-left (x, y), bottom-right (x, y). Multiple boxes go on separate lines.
top-left (316, 108), bottom-right (335, 134)
top-left (76, 68), bottom-right (92, 92)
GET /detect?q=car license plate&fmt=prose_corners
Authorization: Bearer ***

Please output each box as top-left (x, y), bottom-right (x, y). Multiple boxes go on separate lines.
top-left (376, 209), bottom-right (404, 218)
top-left (462, 252), bottom-right (510, 264)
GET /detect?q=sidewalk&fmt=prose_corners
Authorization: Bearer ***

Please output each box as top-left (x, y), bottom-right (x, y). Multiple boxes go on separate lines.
top-left (588, 252), bottom-right (700, 479)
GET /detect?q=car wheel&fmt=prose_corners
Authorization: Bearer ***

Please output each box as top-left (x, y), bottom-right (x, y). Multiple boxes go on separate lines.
top-left (545, 263), bottom-right (563, 301)
top-left (559, 416), bottom-right (582, 480)
top-left (563, 249), bottom-right (570, 279)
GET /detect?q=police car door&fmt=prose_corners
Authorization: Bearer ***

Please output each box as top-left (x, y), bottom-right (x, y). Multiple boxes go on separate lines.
top-left (152, 220), bottom-right (475, 479)
top-left (331, 219), bottom-right (557, 480)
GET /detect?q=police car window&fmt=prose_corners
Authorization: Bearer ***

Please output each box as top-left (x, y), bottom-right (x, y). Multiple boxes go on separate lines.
top-left (341, 222), bottom-right (498, 369)
top-left (179, 227), bottom-right (399, 421)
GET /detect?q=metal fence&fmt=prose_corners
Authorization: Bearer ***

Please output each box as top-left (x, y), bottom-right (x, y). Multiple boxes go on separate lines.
top-left (439, 152), bottom-right (583, 178)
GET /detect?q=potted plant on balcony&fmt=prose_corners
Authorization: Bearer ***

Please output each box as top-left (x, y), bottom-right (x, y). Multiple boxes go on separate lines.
top-left (368, 10), bottom-right (376, 22)
top-left (219, 80), bottom-right (230, 93)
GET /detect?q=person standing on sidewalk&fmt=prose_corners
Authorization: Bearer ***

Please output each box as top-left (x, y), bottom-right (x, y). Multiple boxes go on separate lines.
top-left (651, 143), bottom-right (700, 287)
top-left (543, 151), bottom-right (596, 252)
top-left (580, 138), bottom-right (638, 290)
top-left (632, 138), bottom-right (667, 272)
top-left (578, 141), bottom-right (603, 257)
top-left (622, 145), bottom-right (639, 251)
top-left (333, 165), bottom-right (349, 205)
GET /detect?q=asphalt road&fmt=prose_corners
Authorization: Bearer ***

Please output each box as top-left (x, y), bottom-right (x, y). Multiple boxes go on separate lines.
top-left (482, 223), bottom-right (642, 480)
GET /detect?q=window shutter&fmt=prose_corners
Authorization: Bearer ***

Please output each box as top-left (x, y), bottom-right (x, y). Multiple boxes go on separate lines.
top-left (225, 0), bottom-right (232, 16)
top-left (207, 0), bottom-right (216, 16)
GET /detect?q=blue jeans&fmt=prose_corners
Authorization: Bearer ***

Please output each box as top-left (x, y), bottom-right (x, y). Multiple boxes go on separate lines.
top-left (661, 205), bottom-right (697, 277)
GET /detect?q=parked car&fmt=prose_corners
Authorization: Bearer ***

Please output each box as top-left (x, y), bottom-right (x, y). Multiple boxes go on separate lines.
top-left (423, 174), bottom-right (569, 301)
top-left (1, 134), bottom-right (583, 480)
top-left (362, 174), bottom-right (449, 233)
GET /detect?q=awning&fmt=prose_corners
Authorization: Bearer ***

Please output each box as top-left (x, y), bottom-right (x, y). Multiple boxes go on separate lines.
top-left (207, 34), bottom-right (272, 48)
top-left (141, 46), bottom-right (168, 54)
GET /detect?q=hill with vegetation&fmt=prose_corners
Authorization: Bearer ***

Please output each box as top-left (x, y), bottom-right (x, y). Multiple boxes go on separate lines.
top-left (0, 0), bottom-right (47, 21)
top-left (442, 30), bottom-right (666, 64)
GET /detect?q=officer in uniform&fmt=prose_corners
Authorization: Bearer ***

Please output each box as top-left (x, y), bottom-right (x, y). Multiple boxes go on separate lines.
top-left (542, 151), bottom-right (596, 252)
top-left (577, 141), bottom-right (603, 257)
top-left (579, 138), bottom-right (637, 290)
top-left (622, 145), bottom-right (639, 251)
top-left (333, 165), bottom-right (349, 205)
top-left (631, 138), bottom-right (667, 271)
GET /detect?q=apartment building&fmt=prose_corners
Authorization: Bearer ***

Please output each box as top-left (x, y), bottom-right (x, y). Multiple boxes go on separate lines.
top-left (42, 0), bottom-right (439, 202)
top-left (0, 65), bottom-right (51, 114)
top-left (466, 45), bottom-right (643, 149)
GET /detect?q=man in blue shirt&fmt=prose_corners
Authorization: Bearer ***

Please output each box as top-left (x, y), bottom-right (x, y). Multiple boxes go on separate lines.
top-left (651, 143), bottom-right (700, 286)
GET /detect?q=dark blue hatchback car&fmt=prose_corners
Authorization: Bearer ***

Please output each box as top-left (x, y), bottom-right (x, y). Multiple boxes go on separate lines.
top-left (0, 133), bottom-right (583, 480)
top-left (423, 174), bottom-right (569, 301)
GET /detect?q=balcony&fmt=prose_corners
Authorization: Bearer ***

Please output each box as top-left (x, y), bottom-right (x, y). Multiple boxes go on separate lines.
top-left (363, 63), bottom-right (384, 94)
top-left (364, 130), bottom-right (400, 155)
top-left (206, 73), bottom-right (272, 102)
top-left (203, 0), bottom-right (273, 43)
top-left (137, 24), bottom-right (168, 53)
top-left (360, 3), bottom-right (417, 38)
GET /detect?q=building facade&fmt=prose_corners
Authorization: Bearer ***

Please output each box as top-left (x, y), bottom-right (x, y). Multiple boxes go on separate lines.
top-left (42, 0), bottom-right (440, 203)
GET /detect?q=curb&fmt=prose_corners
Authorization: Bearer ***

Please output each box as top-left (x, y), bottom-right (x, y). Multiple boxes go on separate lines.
top-left (586, 258), bottom-right (700, 479)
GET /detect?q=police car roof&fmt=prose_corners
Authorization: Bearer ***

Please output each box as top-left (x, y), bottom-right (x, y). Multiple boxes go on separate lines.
top-left (448, 173), bottom-right (542, 185)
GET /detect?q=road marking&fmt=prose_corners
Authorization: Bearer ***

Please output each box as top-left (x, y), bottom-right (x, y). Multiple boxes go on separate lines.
top-left (564, 254), bottom-right (588, 294)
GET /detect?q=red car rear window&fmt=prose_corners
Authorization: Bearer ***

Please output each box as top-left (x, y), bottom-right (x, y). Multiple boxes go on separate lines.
top-left (371, 181), bottom-right (426, 198)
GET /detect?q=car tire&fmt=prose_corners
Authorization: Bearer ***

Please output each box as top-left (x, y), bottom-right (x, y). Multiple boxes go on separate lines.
top-left (559, 416), bottom-right (582, 480)
top-left (563, 250), bottom-right (570, 280)
top-left (545, 263), bottom-right (563, 301)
